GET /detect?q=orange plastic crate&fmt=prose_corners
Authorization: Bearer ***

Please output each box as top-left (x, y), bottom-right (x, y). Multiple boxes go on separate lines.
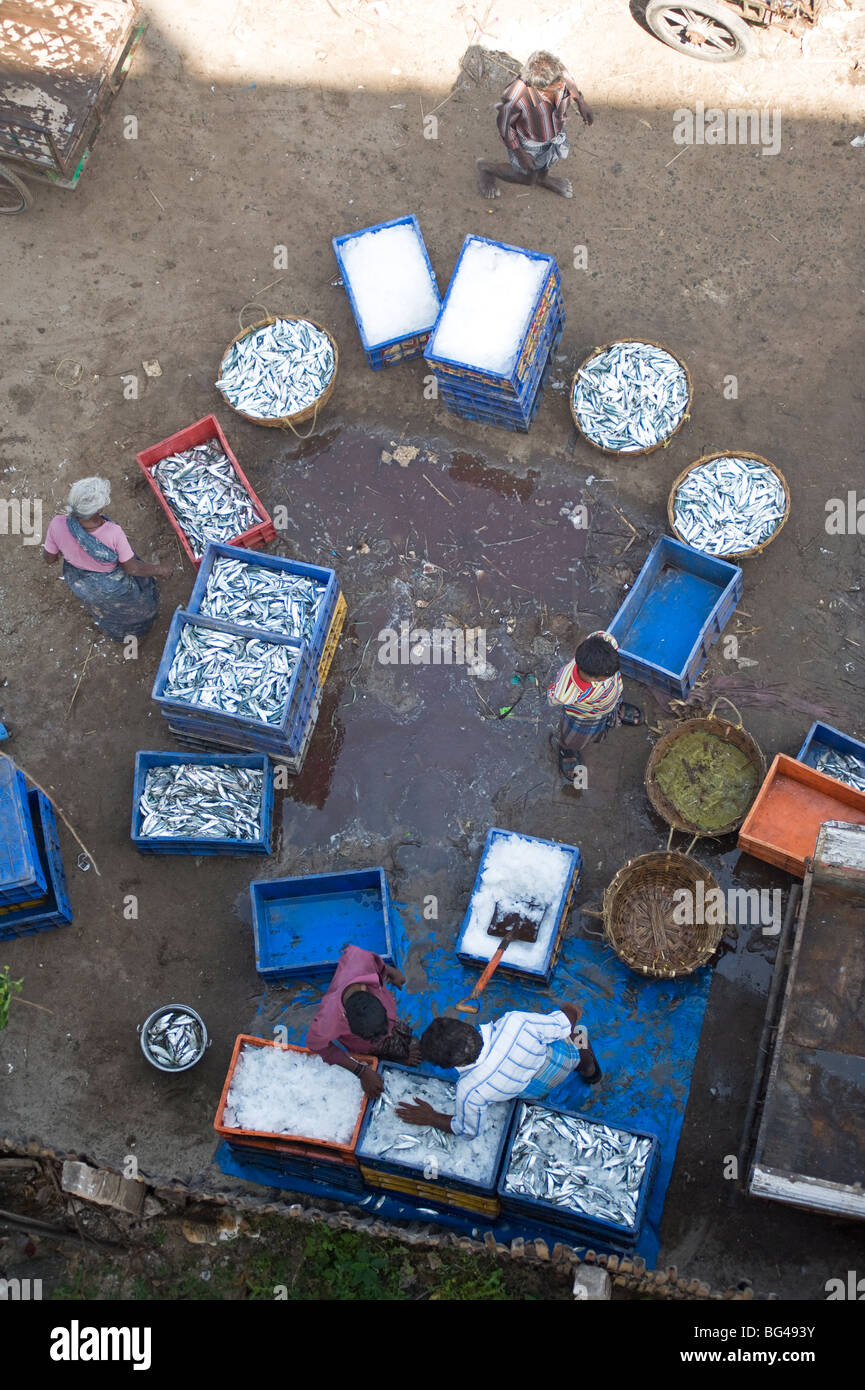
top-left (213, 1035), bottom-right (375, 1158)
top-left (737, 754), bottom-right (865, 877)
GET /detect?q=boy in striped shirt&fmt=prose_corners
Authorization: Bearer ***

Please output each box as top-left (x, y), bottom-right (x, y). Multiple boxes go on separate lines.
top-left (548, 631), bottom-right (643, 785)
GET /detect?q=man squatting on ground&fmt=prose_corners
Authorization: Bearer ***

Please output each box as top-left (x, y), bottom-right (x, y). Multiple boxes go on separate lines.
top-left (477, 49), bottom-right (593, 201)
top-left (395, 1004), bottom-right (601, 1138)
top-left (548, 630), bottom-right (645, 786)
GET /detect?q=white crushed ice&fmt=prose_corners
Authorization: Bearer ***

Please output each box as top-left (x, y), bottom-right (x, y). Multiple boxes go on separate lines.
top-left (223, 1044), bottom-right (363, 1144)
top-left (459, 833), bottom-right (574, 970)
top-left (340, 223), bottom-right (440, 347)
top-left (356, 1065), bottom-right (510, 1186)
top-left (429, 239), bottom-right (549, 375)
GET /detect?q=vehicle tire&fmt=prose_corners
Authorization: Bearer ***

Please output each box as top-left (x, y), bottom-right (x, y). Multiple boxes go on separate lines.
top-left (0, 163), bottom-right (32, 214)
top-left (644, 0), bottom-right (753, 61)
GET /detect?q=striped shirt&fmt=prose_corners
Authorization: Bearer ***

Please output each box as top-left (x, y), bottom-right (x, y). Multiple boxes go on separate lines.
top-left (451, 1009), bottom-right (573, 1138)
top-left (496, 72), bottom-right (581, 153)
top-left (548, 630), bottom-right (622, 720)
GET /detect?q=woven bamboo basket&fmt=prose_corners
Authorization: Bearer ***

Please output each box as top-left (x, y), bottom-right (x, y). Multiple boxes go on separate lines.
top-left (645, 711), bottom-right (766, 838)
top-left (569, 338), bottom-right (692, 458)
top-left (217, 315), bottom-right (338, 435)
top-left (602, 851), bottom-right (724, 978)
top-left (667, 451), bottom-right (790, 561)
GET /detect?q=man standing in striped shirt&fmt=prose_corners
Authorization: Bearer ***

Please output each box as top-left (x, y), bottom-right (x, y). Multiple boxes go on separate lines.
top-left (395, 1005), bottom-right (600, 1139)
top-left (477, 50), bottom-right (593, 201)
top-left (548, 631), bottom-right (644, 786)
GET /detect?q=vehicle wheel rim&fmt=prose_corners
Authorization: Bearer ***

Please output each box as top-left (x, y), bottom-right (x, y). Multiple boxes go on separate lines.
top-left (0, 168), bottom-right (29, 213)
top-left (656, 6), bottom-right (739, 51)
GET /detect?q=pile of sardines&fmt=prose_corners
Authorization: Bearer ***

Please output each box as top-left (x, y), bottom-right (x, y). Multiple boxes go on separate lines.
top-left (164, 623), bottom-right (299, 725)
top-left (572, 341), bottom-right (689, 453)
top-left (216, 318), bottom-right (335, 420)
top-left (502, 1103), bottom-right (653, 1229)
top-left (143, 1009), bottom-right (205, 1070)
top-left (139, 763), bottom-right (264, 840)
top-left (152, 438), bottom-right (261, 559)
top-left (200, 554), bottom-right (326, 641)
top-left (811, 747), bottom-right (865, 793)
top-left (672, 456), bottom-right (787, 556)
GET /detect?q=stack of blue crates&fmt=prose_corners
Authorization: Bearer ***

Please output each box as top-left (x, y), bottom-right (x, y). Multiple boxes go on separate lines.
top-left (425, 236), bottom-right (564, 433)
top-left (0, 759), bottom-right (73, 940)
top-left (152, 543), bottom-right (341, 765)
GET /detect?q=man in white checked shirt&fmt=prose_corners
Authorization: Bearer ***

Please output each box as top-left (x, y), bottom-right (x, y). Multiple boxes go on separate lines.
top-left (395, 1004), bottom-right (601, 1139)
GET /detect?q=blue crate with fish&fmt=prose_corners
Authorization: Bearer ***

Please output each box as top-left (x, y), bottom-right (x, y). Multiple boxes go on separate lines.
top-left (186, 542), bottom-right (340, 664)
top-left (0, 758), bottom-right (47, 907)
top-left (163, 652), bottom-right (318, 760)
top-left (795, 722), bottom-right (865, 794)
top-left (607, 537), bottom-right (742, 698)
top-left (425, 236), bottom-right (561, 397)
top-left (152, 608), bottom-right (314, 746)
top-left (497, 1100), bottom-right (659, 1249)
top-left (355, 1062), bottom-right (514, 1220)
top-left (332, 215), bottom-right (441, 370)
top-left (0, 791), bottom-right (73, 940)
top-left (250, 867), bottom-right (394, 980)
top-left (131, 752), bottom-right (274, 855)
top-left (456, 829), bottom-right (582, 985)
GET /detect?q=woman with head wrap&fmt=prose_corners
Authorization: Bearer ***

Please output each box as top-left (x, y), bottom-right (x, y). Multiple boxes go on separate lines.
top-left (43, 477), bottom-right (172, 642)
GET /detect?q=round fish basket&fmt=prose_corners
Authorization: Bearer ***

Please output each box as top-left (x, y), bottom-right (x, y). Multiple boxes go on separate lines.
top-left (645, 715), bottom-right (766, 838)
top-left (139, 1004), bottom-right (209, 1073)
top-left (603, 851), bottom-right (724, 979)
top-left (216, 315), bottom-right (338, 432)
top-left (569, 338), bottom-right (692, 458)
top-left (667, 451), bottom-right (790, 561)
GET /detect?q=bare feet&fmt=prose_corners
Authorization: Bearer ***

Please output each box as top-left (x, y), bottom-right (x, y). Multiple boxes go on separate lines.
top-left (538, 174), bottom-right (573, 199)
top-left (476, 159), bottom-right (500, 198)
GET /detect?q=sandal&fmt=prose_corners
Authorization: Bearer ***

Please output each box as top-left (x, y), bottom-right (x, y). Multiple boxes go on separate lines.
top-left (619, 702), bottom-right (644, 726)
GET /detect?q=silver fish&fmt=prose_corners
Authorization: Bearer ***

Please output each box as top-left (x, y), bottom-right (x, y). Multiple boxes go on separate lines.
top-left (672, 456), bottom-right (786, 556)
top-left (216, 318), bottom-right (335, 420)
top-left (163, 622), bottom-right (299, 726)
top-left (200, 555), bottom-right (326, 641)
top-left (140, 763), bottom-right (264, 840)
top-left (152, 439), bottom-right (263, 558)
top-left (572, 341), bottom-right (689, 453)
top-left (812, 747), bottom-right (865, 793)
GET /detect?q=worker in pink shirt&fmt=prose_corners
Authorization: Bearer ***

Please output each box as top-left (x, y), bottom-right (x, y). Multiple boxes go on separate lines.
top-left (306, 944), bottom-right (420, 1099)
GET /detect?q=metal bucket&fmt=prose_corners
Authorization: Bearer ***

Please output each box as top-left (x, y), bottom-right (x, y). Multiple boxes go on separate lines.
top-left (139, 1004), bottom-right (209, 1072)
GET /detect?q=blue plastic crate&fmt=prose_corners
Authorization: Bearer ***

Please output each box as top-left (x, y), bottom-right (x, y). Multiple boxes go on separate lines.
top-left (607, 537), bottom-right (743, 698)
top-left (425, 235), bottom-right (561, 395)
top-left (795, 722), bottom-right (865, 783)
top-left (0, 759), bottom-right (47, 906)
top-left (497, 1100), bottom-right (660, 1249)
top-left (224, 1139), bottom-right (367, 1191)
top-left (152, 608), bottom-right (313, 740)
top-left (250, 867), bottom-right (394, 980)
top-left (131, 752), bottom-right (274, 855)
top-left (436, 300), bottom-right (563, 409)
top-left (163, 651), bottom-right (319, 758)
top-left (332, 215), bottom-right (441, 370)
top-left (0, 790), bottom-right (72, 940)
top-left (186, 543), bottom-right (339, 664)
top-left (456, 828), bottom-right (581, 984)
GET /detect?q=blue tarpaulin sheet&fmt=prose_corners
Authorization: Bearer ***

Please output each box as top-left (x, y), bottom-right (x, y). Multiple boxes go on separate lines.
top-left (219, 902), bottom-right (712, 1266)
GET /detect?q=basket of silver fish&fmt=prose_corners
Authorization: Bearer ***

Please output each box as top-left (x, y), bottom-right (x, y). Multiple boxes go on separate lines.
top-left (216, 316), bottom-right (338, 431)
top-left (645, 708), bottom-right (765, 839)
top-left (570, 339), bottom-right (692, 456)
top-left (139, 1004), bottom-right (209, 1073)
top-left (131, 752), bottom-right (274, 855)
top-left (601, 850), bottom-right (725, 979)
top-left (498, 1101), bottom-right (659, 1244)
top-left (667, 451), bottom-right (790, 560)
top-left (355, 1062), bottom-right (513, 1218)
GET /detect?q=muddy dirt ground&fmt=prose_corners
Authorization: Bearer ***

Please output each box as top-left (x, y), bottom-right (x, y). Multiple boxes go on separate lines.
top-left (1, 0), bottom-right (863, 1300)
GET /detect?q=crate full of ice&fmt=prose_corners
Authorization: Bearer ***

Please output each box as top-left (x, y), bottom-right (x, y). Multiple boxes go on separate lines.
top-left (425, 236), bottom-right (561, 394)
top-left (456, 828), bottom-right (581, 984)
top-left (355, 1062), bottom-right (513, 1213)
top-left (333, 216), bottom-right (441, 369)
top-left (214, 1037), bottom-right (374, 1156)
top-left (498, 1101), bottom-right (659, 1247)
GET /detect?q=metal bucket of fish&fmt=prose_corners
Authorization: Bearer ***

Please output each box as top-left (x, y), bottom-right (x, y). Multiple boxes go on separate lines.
top-left (139, 1005), bottom-right (209, 1072)
top-left (216, 315), bottom-right (338, 433)
top-left (667, 451), bottom-right (790, 560)
top-left (570, 339), bottom-right (692, 456)
top-left (602, 850), bottom-right (724, 978)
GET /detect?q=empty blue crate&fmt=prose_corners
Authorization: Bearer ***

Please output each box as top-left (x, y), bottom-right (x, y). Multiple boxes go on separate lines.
top-left (796, 722), bottom-right (865, 787)
top-left (186, 543), bottom-right (339, 666)
top-left (333, 215), bottom-right (441, 370)
top-left (250, 867), bottom-right (394, 981)
top-left (607, 536), bottom-right (742, 698)
top-left (0, 790), bottom-right (73, 940)
top-left (131, 752), bottom-right (274, 855)
top-left (0, 758), bottom-right (47, 906)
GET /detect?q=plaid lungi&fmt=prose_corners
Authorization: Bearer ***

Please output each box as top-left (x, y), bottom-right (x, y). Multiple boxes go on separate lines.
top-left (558, 703), bottom-right (621, 753)
top-left (520, 1037), bottom-right (584, 1099)
top-left (508, 128), bottom-right (570, 173)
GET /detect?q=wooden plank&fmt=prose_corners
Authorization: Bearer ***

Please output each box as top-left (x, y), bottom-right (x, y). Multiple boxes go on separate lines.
top-left (750, 1165), bottom-right (865, 1219)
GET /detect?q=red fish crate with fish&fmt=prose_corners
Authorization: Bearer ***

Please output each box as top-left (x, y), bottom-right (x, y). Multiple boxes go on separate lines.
top-left (136, 415), bottom-right (275, 567)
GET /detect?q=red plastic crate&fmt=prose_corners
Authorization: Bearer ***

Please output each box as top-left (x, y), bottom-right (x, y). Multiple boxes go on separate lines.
top-left (737, 754), bottom-right (865, 877)
top-left (135, 415), bottom-right (276, 567)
